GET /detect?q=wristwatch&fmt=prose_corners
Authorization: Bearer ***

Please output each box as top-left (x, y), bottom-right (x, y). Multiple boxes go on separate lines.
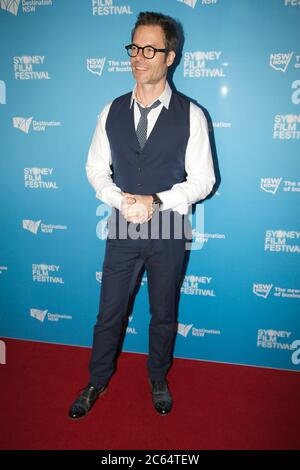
top-left (151, 193), bottom-right (163, 211)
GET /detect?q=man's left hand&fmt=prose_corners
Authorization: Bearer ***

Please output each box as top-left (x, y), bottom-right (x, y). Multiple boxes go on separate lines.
top-left (121, 192), bottom-right (153, 223)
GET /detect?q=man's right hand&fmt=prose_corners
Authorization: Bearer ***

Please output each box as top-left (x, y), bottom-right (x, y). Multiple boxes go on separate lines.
top-left (121, 193), bottom-right (150, 224)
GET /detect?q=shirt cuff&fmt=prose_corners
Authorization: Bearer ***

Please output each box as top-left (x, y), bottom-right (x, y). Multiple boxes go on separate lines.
top-left (98, 187), bottom-right (123, 211)
top-left (157, 186), bottom-right (188, 211)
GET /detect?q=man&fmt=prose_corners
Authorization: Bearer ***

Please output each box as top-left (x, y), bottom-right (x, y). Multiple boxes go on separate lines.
top-left (69, 11), bottom-right (215, 419)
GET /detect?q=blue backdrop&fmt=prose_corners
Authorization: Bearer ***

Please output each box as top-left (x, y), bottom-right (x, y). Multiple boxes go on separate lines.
top-left (1, 0), bottom-right (299, 372)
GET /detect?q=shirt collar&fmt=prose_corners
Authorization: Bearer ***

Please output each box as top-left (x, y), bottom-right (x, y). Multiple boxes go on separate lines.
top-left (130, 81), bottom-right (172, 110)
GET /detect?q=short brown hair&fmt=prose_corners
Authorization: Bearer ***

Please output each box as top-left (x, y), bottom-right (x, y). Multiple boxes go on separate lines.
top-left (131, 11), bottom-right (179, 52)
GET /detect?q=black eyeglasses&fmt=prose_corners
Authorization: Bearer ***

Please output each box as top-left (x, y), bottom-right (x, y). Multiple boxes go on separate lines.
top-left (125, 44), bottom-right (168, 59)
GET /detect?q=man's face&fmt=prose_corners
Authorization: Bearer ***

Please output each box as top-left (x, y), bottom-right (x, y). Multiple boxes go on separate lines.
top-left (131, 25), bottom-right (175, 86)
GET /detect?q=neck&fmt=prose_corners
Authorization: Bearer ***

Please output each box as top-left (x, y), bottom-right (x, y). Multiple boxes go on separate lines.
top-left (135, 80), bottom-right (166, 107)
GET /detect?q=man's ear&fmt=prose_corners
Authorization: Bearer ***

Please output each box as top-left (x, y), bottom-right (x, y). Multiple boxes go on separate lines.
top-left (166, 50), bottom-right (176, 67)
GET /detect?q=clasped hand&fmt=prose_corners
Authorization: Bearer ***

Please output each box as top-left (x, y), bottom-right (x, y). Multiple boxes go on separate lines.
top-left (121, 192), bottom-right (153, 224)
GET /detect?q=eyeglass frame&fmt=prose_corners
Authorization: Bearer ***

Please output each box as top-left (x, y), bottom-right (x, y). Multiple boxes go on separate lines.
top-left (125, 43), bottom-right (169, 59)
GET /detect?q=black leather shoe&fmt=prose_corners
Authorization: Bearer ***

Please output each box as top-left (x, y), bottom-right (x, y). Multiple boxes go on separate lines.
top-left (150, 380), bottom-right (173, 415)
top-left (68, 385), bottom-right (106, 420)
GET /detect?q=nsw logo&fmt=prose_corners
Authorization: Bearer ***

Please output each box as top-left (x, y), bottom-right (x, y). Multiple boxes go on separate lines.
top-left (30, 308), bottom-right (72, 323)
top-left (253, 284), bottom-right (273, 299)
top-left (178, 323), bottom-right (193, 337)
top-left (87, 58), bottom-right (106, 76)
top-left (260, 178), bottom-right (282, 194)
top-left (13, 117), bottom-right (33, 133)
top-left (30, 308), bottom-right (48, 322)
top-left (1, 0), bottom-right (53, 15)
top-left (0, 0), bottom-right (20, 15)
top-left (270, 52), bottom-right (293, 72)
top-left (23, 219), bottom-right (41, 234)
top-left (177, 0), bottom-right (197, 7)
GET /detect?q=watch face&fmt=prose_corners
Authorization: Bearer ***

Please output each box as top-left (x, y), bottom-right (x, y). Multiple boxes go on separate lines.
top-left (152, 202), bottom-right (161, 212)
top-left (152, 196), bottom-right (162, 205)
top-left (152, 194), bottom-right (162, 210)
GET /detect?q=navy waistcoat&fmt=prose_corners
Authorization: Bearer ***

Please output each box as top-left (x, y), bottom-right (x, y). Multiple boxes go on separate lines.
top-left (105, 91), bottom-right (190, 195)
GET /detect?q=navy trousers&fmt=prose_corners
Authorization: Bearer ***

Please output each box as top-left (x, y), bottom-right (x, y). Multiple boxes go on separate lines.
top-left (89, 211), bottom-right (189, 388)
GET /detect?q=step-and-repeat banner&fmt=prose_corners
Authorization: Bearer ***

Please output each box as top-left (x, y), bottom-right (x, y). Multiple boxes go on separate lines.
top-left (0, 0), bottom-right (299, 371)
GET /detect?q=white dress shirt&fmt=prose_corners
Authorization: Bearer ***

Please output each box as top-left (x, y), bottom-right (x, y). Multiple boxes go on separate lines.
top-left (86, 82), bottom-right (215, 214)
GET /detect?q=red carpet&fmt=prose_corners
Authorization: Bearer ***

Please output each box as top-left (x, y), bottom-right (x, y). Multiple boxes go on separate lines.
top-left (1, 338), bottom-right (300, 450)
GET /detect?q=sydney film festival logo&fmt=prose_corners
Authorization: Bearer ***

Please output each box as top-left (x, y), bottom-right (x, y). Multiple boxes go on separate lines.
top-left (264, 230), bottom-right (300, 254)
top-left (183, 50), bottom-right (228, 78)
top-left (273, 115), bottom-right (300, 140)
top-left (91, 0), bottom-right (133, 16)
top-left (257, 329), bottom-right (300, 366)
top-left (24, 168), bottom-right (58, 189)
top-left (13, 56), bottom-right (50, 80)
top-left (284, 0), bottom-right (300, 6)
top-left (257, 329), bottom-right (292, 351)
top-left (32, 264), bottom-right (64, 284)
top-left (181, 274), bottom-right (216, 297)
